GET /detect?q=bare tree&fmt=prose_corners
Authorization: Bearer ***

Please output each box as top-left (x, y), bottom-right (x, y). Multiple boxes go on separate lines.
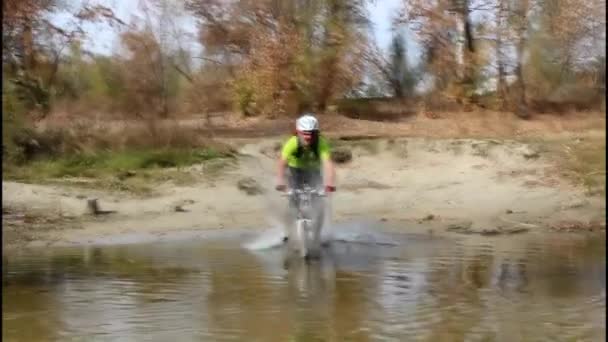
top-left (185, 0), bottom-right (372, 116)
top-left (367, 32), bottom-right (420, 98)
top-left (3, 0), bottom-right (123, 116)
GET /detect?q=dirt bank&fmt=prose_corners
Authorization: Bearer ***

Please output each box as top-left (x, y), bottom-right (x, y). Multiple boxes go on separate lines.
top-left (3, 128), bottom-right (605, 250)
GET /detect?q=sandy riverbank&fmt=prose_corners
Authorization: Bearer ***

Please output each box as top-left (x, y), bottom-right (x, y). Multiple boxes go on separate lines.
top-left (3, 130), bottom-right (605, 250)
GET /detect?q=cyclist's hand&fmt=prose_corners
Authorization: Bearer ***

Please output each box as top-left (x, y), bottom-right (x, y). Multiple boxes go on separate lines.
top-left (325, 185), bottom-right (336, 193)
top-left (275, 184), bottom-right (287, 192)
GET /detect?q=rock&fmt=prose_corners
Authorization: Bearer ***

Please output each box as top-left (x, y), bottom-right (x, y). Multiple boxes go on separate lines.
top-left (117, 170), bottom-right (137, 180)
top-left (423, 214), bottom-right (435, 221)
top-left (85, 199), bottom-right (116, 216)
top-left (86, 199), bottom-right (100, 215)
top-left (174, 205), bottom-right (188, 213)
top-left (550, 220), bottom-right (605, 232)
top-left (515, 103), bottom-right (530, 119)
top-left (480, 228), bottom-right (501, 236)
top-left (471, 143), bottom-right (490, 157)
top-left (172, 199), bottom-right (195, 212)
top-left (448, 222), bottom-right (530, 236)
top-left (561, 198), bottom-right (589, 210)
top-left (494, 223), bottom-right (531, 235)
top-left (506, 209), bottom-right (513, 214)
top-left (445, 220), bottom-right (530, 236)
top-left (331, 147), bottom-right (353, 164)
top-left (504, 227), bottom-right (530, 234)
top-left (237, 177), bottom-right (264, 195)
top-left (446, 220), bottom-right (473, 232)
top-left (260, 142), bottom-right (282, 157)
top-left (520, 146), bottom-right (540, 159)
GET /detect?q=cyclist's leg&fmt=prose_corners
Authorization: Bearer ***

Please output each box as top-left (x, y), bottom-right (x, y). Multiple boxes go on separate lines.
top-left (312, 168), bottom-right (323, 189)
top-left (300, 168), bottom-right (322, 189)
top-left (305, 168), bottom-right (324, 252)
top-left (287, 167), bottom-right (300, 190)
top-left (287, 167), bottom-right (302, 209)
top-left (282, 168), bottom-right (297, 243)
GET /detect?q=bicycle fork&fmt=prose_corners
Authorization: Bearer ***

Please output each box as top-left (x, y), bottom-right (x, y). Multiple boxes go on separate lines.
top-left (295, 218), bottom-right (313, 258)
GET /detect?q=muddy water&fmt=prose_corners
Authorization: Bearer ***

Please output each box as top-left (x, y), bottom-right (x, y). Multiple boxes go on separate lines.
top-left (3, 228), bottom-right (605, 342)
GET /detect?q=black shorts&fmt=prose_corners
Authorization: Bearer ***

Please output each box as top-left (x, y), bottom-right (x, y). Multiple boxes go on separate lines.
top-left (287, 167), bottom-right (322, 190)
top-left (286, 167), bottom-right (323, 212)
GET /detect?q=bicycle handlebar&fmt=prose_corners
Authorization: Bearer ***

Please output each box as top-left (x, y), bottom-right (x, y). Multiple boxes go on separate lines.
top-left (281, 188), bottom-right (327, 197)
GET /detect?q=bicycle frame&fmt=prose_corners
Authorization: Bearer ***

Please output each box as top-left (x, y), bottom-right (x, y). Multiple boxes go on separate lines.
top-left (284, 186), bottom-right (326, 259)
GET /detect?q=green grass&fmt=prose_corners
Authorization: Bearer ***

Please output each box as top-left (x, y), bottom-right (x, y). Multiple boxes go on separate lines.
top-left (4, 148), bottom-right (234, 195)
top-left (562, 139), bottom-right (606, 196)
top-left (332, 138), bottom-right (380, 155)
top-left (529, 136), bottom-right (606, 196)
top-left (5, 148), bottom-right (227, 180)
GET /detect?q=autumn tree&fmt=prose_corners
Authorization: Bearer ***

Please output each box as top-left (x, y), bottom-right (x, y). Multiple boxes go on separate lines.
top-left (523, 0), bottom-right (606, 108)
top-left (2, 0), bottom-right (123, 117)
top-left (398, 0), bottom-right (459, 96)
top-left (366, 31), bottom-right (421, 99)
top-left (186, 0), bottom-right (372, 116)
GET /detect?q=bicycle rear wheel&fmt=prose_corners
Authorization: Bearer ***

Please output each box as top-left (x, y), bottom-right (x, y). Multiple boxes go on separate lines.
top-left (296, 220), bottom-right (309, 258)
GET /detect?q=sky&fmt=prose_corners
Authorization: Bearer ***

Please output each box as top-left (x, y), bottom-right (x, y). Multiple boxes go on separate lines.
top-left (49, 0), bottom-right (422, 64)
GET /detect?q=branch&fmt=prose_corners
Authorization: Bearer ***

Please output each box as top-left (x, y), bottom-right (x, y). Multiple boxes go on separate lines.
top-left (170, 59), bottom-right (194, 83)
top-left (192, 56), bottom-right (223, 64)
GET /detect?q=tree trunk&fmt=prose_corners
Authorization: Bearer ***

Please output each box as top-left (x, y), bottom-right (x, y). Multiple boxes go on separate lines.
top-left (512, 0), bottom-right (530, 118)
top-left (316, 59), bottom-right (337, 111)
top-left (462, 0), bottom-right (475, 93)
top-left (497, 51), bottom-right (507, 109)
top-left (392, 79), bottom-right (404, 98)
top-left (22, 21), bottom-right (36, 71)
top-left (496, 0), bottom-right (508, 110)
top-left (514, 34), bottom-right (529, 118)
top-left (316, 2), bottom-right (344, 111)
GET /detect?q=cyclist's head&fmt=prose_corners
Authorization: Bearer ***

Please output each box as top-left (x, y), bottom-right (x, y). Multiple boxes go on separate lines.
top-left (295, 113), bottom-right (319, 145)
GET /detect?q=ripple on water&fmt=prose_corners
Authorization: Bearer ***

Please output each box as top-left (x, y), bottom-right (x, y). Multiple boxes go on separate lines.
top-left (3, 229), bottom-right (605, 341)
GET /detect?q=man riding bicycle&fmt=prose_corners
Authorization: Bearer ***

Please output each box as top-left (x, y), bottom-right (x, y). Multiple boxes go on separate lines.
top-left (275, 113), bottom-right (336, 195)
top-left (275, 113), bottom-right (336, 246)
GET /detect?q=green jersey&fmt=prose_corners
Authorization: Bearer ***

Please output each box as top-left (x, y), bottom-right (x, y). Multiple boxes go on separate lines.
top-left (280, 135), bottom-right (331, 169)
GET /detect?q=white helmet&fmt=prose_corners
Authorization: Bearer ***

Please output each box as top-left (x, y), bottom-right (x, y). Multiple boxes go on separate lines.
top-left (296, 114), bottom-right (319, 132)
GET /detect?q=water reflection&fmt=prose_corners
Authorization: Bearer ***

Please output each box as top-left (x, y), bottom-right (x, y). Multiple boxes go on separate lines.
top-left (3, 231), bottom-right (605, 341)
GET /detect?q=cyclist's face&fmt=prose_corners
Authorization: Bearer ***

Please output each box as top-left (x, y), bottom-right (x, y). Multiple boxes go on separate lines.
top-left (297, 130), bottom-right (314, 145)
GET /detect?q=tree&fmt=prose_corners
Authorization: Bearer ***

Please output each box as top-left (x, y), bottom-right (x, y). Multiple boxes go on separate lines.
top-left (397, 0), bottom-right (461, 93)
top-left (388, 32), bottom-right (419, 98)
top-left (186, 0), bottom-right (372, 116)
top-left (367, 32), bottom-right (420, 98)
top-left (2, 0), bottom-right (123, 117)
top-left (523, 0), bottom-right (606, 104)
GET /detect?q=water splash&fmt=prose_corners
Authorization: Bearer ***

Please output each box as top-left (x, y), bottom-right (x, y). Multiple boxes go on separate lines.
top-left (242, 226), bottom-right (286, 250)
top-left (243, 219), bottom-right (400, 251)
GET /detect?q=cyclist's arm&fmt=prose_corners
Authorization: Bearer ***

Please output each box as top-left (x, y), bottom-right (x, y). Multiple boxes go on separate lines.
top-left (323, 159), bottom-right (335, 187)
top-left (276, 158), bottom-right (288, 186)
top-left (277, 137), bottom-right (297, 186)
top-left (319, 139), bottom-right (335, 187)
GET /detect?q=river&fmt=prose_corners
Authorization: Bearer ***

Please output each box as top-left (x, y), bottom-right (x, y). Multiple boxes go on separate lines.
top-left (3, 225), bottom-right (605, 341)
